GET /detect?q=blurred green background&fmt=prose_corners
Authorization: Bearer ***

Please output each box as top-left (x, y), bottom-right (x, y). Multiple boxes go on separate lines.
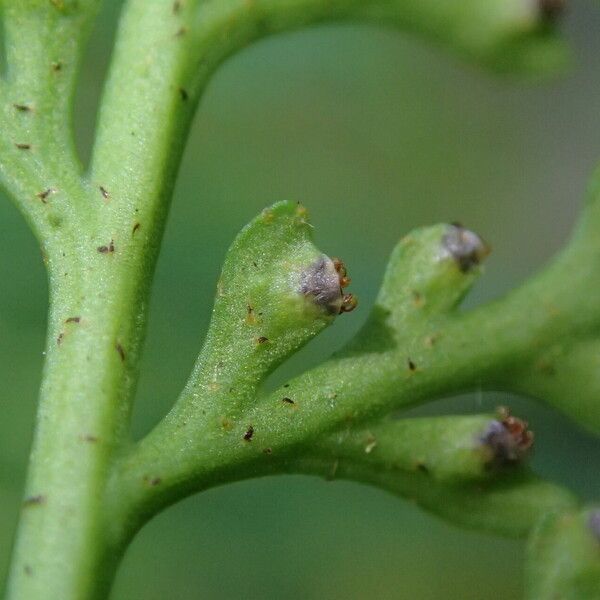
top-left (2, 1), bottom-right (600, 598)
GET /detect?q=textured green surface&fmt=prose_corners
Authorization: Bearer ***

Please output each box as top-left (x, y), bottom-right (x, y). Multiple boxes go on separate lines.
top-left (0, 0), bottom-right (598, 599)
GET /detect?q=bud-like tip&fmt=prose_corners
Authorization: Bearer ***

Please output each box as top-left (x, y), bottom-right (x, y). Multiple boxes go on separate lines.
top-left (441, 224), bottom-right (490, 273)
top-left (480, 407), bottom-right (534, 465)
top-left (300, 256), bottom-right (357, 315)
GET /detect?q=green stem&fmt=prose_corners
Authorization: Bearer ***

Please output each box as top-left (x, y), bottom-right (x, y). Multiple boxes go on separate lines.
top-left (104, 197), bottom-right (600, 537)
top-left (0, 0), bottom-right (574, 597)
top-left (5, 232), bottom-right (154, 597)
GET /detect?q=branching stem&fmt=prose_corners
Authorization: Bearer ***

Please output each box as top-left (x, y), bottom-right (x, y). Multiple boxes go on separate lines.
top-left (0, 1), bottom-right (594, 599)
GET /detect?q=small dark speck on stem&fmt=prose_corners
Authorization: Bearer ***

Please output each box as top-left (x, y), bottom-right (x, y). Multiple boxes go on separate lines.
top-left (57, 333), bottom-right (64, 345)
top-left (37, 188), bottom-right (55, 203)
top-left (179, 87), bottom-right (189, 101)
top-left (13, 103), bottom-right (32, 112)
top-left (115, 343), bottom-right (126, 362)
top-left (97, 240), bottom-right (115, 254)
top-left (143, 475), bottom-right (162, 486)
top-left (412, 290), bottom-right (424, 307)
top-left (257, 336), bottom-right (269, 344)
top-left (15, 143), bottom-right (31, 150)
top-left (81, 434), bottom-right (98, 443)
top-left (424, 334), bottom-right (439, 348)
top-left (282, 397), bottom-right (295, 404)
top-left (407, 358), bottom-right (417, 372)
top-left (65, 316), bottom-right (80, 324)
top-left (243, 426), bottom-right (254, 441)
top-left (52, 61), bottom-right (63, 72)
top-left (246, 304), bottom-right (257, 324)
top-left (23, 495), bottom-right (46, 507)
top-left (99, 186), bottom-right (109, 200)
top-left (132, 222), bottom-right (141, 236)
